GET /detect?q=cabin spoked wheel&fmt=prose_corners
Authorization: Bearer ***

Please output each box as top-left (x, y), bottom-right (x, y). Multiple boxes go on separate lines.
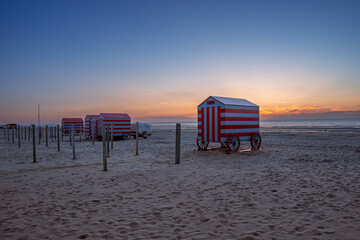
top-left (227, 134), bottom-right (240, 152)
top-left (220, 141), bottom-right (227, 148)
top-left (197, 136), bottom-right (209, 150)
top-left (251, 133), bottom-right (261, 150)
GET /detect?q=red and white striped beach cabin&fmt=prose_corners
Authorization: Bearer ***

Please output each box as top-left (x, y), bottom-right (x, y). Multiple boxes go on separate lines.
top-left (84, 115), bottom-right (98, 137)
top-left (89, 115), bottom-right (98, 139)
top-left (61, 118), bottom-right (84, 136)
top-left (97, 113), bottom-right (131, 139)
top-left (197, 96), bottom-right (261, 152)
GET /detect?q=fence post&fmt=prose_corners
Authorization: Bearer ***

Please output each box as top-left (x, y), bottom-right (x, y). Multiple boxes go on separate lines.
top-left (175, 123), bottom-right (181, 164)
top-left (61, 126), bottom-right (63, 142)
top-left (136, 122), bottom-right (139, 155)
top-left (18, 125), bottom-right (21, 148)
top-left (32, 124), bottom-right (36, 163)
top-left (3, 127), bottom-right (5, 139)
top-left (72, 125), bottom-right (76, 159)
top-left (107, 124), bottom-right (110, 157)
top-left (111, 123), bottom-right (114, 149)
top-left (38, 126), bottom-right (41, 144)
top-left (12, 128), bottom-right (14, 144)
top-left (102, 124), bottom-right (107, 171)
top-left (51, 126), bottom-right (53, 140)
top-left (46, 125), bottom-right (48, 147)
top-left (57, 125), bottom-right (60, 151)
top-left (70, 125), bottom-right (72, 146)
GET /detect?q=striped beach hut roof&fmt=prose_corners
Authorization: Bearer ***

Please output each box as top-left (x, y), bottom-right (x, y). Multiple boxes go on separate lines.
top-left (99, 113), bottom-right (130, 118)
top-left (85, 115), bottom-right (98, 120)
top-left (199, 96), bottom-right (258, 107)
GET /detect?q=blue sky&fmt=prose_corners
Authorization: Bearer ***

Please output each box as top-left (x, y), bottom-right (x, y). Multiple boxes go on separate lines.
top-left (0, 0), bottom-right (359, 123)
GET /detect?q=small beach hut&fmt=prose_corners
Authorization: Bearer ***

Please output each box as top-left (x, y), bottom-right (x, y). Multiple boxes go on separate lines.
top-left (89, 115), bottom-right (98, 139)
top-left (61, 118), bottom-right (84, 136)
top-left (84, 115), bottom-right (98, 138)
top-left (97, 113), bottom-right (131, 139)
top-left (197, 96), bottom-right (261, 152)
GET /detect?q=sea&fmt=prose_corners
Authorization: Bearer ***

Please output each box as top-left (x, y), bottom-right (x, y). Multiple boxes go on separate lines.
top-left (151, 118), bottom-right (360, 131)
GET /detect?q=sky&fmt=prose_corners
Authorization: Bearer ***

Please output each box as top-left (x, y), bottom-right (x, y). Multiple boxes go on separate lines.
top-left (0, 0), bottom-right (359, 124)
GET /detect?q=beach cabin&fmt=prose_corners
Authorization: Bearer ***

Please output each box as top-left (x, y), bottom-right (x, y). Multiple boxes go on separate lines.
top-left (197, 96), bottom-right (261, 152)
top-left (89, 115), bottom-right (98, 139)
top-left (96, 113), bottom-right (131, 139)
top-left (61, 118), bottom-right (84, 136)
top-left (84, 115), bottom-right (98, 138)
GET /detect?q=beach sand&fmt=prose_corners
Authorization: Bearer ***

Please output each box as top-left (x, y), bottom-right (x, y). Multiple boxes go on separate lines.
top-left (0, 128), bottom-right (359, 239)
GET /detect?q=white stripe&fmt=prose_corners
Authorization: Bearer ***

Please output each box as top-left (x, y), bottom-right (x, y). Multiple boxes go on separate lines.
top-left (221, 113), bottom-right (259, 118)
top-left (221, 136), bottom-right (252, 142)
top-left (209, 107), bottom-right (212, 142)
top-left (198, 114), bottom-right (202, 118)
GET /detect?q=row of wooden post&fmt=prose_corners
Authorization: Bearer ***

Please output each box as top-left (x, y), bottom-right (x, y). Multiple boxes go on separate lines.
top-left (4, 121), bottom-right (181, 170)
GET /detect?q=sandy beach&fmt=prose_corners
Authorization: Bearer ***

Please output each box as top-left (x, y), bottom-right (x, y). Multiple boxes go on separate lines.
top-left (1, 128), bottom-right (360, 239)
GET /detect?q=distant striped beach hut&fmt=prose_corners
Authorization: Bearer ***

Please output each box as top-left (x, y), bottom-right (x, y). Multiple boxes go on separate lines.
top-left (84, 115), bottom-right (98, 138)
top-left (197, 96), bottom-right (261, 152)
top-left (61, 118), bottom-right (84, 136)
top-left (97, 113), bottom-right (131, 139)
top-left (89, 115), bottom-right (98, 139)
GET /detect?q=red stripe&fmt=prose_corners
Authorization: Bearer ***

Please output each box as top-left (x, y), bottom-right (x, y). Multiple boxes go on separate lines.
top-left (220, 109), bottom-right (259, 114)
top-left (201, 108), bottom-right (204, 139)
top-left (212, 106), bottom-right (215, 142)
top-left (217, 106), bottom-right (221, 142)
top-left (220, 117), bottom-right (259, 121)
top-left (206, 107), bottom-right (209, 142)
top-left (221, 125), bottom-right (259, 129)
top-left (220, 132), bottom-right (259, 138)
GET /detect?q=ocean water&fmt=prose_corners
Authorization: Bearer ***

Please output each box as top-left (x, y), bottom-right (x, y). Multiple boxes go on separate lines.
top-left (151, 118), bottom-right (360, 130)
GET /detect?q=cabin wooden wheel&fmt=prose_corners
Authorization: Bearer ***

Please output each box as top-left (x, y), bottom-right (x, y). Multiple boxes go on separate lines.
top-left (251, 133), bottom-right (261, 150)
top-left (197, 136), bottom-right (209, 150)
top-left (227, 134), bottom-right (240, 152)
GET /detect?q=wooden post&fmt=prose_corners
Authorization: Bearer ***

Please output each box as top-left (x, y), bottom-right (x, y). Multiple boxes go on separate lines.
top-left (111, 123), bottom-right (114, 150)
top-left (136, 122), bottom-right (139, 155)
top-left (18, 125), bottom-right (21, 148)
top-left (72, 125), bottom-right (76, 159)
top-left (102, 124), bottom-right (107, 171)
top-left (51, 126), bottom-right (54, 142)
top-left (28, 126), bottom-right (30, 142)
top-left (54, 126), bottom-right (56, 140)
top-left (57, 125), bottom-right (60, 151)
top-left (80, 129), bottom-right (82, 142)
top-left (38, 126), bottom-right (41, 144)
top-left (61, 126), bottom-right (63, 142)
top-left (175, 123), bottom-right (181, 164)
top-left (12, 128), bottom-right (14, 144)
top-left (24, 126), bottom-right (26, 141)
top-left (106, 124), bottom-right (110, 157)
top-left (32, 124), bottom-right (36, 163)
top-left (3, 127), bottom-right (5, 139)
top-left (15, 127), bottom-right (17, 139)
top-left (21, 126), bottom-right (23, 140)
top-left (70, 125), bottom-right (72, 146)
top-left (46, 125), bottom-right (48, 147)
